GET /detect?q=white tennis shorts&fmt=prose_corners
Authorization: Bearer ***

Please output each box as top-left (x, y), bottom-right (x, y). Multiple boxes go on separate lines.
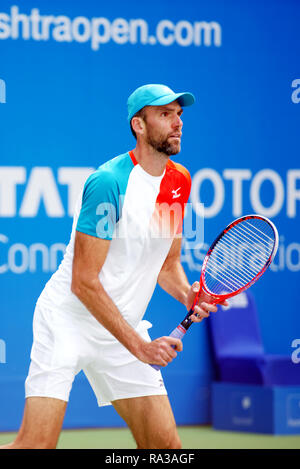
top-left (25, 303), bottom-right (167, 406)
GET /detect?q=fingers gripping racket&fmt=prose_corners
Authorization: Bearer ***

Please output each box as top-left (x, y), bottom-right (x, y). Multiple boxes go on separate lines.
top-left (151, 214), bottom-right (278, 370)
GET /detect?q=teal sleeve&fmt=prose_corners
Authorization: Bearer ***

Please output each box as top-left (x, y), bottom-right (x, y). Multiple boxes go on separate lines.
top-left (76, 170), bottom-right (120, 240)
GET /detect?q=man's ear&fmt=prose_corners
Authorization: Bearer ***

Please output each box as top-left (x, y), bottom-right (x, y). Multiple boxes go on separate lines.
top-left (131, 116), bottom-right (145, 137)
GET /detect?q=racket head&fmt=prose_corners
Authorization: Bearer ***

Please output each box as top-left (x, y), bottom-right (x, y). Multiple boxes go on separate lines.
top-left (200, 214), bottom-right (278, 301)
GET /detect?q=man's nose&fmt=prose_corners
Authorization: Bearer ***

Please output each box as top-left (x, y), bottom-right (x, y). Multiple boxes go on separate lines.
top-left (173, 115), bottom-right (183, 128)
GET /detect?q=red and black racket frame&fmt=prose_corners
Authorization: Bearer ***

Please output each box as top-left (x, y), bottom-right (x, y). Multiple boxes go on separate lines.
top-left (180, 214), bottom-right (279, 333)
top-left (151, 215), bottom-right (278, 370)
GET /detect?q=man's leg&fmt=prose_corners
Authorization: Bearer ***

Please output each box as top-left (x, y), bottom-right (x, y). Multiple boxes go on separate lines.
top-left (112, 395), bottom-right (181, 449)
top-left (0, 397), bottom-right (67, 449)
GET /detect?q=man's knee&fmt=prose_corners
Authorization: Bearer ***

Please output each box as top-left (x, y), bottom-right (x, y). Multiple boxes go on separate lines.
top-left (7, 396), bottom-right (66, 450)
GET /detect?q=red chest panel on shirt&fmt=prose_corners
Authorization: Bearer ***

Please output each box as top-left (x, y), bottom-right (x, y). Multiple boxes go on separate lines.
top-left (129, 151), bottom-right (191, 235)
top-left (156, 160), bottom-right (191, 208)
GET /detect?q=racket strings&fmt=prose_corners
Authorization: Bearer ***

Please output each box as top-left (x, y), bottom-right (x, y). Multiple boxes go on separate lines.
top-left (221, 221), bottom-right (273, 268)
top-left (219, 230), bottom-right (269, 269)
top-left (206, 252), bottom-right (253, 294)
top-left (243, 220), bottom-right (275, 244)
top-left (210, 238), bottom-right (270, 281)
top-left (206, 247), bottom-right (263, 294)
top-left (210, 232), bottom-right (270, 280)
top-left (206, 242), bottom-right (272, 291)
top-left (204, 264), bottom-right (238, 293)
top-left (207, 253), bottom-right (253, 287)
top-left (204, 218), bottom-right (275, 295)
top-left (236, 223), bottom-right (274, 253)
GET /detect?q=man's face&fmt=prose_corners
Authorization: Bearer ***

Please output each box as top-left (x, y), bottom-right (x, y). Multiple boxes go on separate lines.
top-left (142, 101), bottom-right (183, 156)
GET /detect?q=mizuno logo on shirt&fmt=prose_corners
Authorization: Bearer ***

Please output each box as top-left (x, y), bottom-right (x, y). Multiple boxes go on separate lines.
top-left (172, 187), bottom-right (181, 199)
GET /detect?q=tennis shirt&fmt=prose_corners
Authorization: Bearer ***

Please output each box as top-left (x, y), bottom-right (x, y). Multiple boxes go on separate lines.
top-left (37, 150), bottom-right (191, 341)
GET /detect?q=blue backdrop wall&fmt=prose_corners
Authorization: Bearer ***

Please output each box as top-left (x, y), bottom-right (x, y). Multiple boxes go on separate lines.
top-left (0, 0), bottom-right (300, 431)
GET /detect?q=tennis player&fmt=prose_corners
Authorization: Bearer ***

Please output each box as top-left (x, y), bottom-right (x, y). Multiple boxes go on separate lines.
top-left (1, 84), bottom-right (222, 449)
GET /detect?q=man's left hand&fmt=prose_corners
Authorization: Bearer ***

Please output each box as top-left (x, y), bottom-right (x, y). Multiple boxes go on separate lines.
top-left (186, 281), bottom-right (229, 323)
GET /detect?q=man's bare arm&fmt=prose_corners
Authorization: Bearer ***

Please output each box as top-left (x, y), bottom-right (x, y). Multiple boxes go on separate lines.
top-left (157, 237), bottom-right (221, 321)
top-left (71, 231), bottom-right (182, 366)
top-left (157, 237), bottom-right (190, 305)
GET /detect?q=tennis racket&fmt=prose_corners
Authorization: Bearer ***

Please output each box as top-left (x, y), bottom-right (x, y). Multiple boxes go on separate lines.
top-left (151, 214), bottom-right (278, 370)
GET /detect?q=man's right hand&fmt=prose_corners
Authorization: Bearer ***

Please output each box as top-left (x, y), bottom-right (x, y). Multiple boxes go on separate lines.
top-left (136, 337), bottom-right (183, 367)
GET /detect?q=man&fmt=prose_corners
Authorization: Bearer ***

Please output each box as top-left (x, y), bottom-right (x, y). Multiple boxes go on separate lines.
top-left (2, 84), bottom-right (221, 449)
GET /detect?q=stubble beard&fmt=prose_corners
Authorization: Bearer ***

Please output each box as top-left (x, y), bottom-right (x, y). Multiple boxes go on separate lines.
top-left (146, 131), bottom-right (181, 156)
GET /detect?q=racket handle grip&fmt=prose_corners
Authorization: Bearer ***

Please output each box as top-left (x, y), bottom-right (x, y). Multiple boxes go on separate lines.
top-left (150, 325), bottom-right (187, 371)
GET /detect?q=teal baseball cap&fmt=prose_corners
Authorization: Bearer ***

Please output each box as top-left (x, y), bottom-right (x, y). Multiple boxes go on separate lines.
top-left (127, 84), bottom-right (195, 121)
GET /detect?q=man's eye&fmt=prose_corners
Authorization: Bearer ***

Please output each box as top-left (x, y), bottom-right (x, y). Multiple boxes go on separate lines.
top-left (161, 112), bottom-right (168, 117)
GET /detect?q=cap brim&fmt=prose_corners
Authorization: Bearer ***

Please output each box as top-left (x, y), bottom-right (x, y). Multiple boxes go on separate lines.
top-left (149, 92), bottom-right (195, 108)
